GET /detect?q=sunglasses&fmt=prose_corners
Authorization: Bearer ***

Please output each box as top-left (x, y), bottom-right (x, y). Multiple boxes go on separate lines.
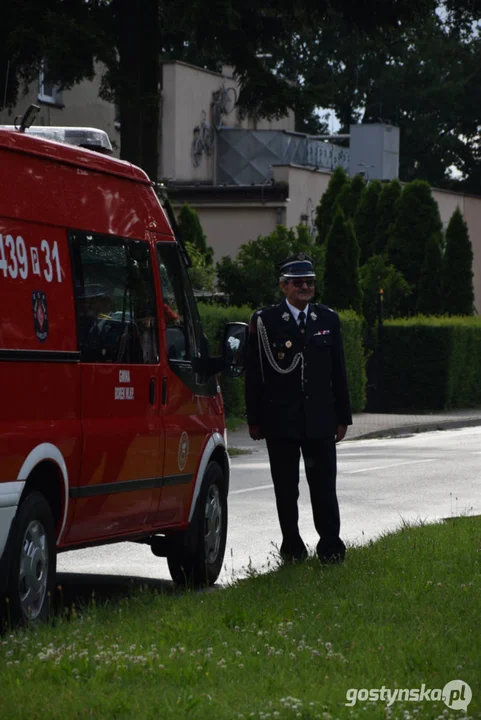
top-left (290, 278), bottom-right (315, 288)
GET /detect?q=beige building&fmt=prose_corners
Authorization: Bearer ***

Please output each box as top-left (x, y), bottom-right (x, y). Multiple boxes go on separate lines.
top-left (2, 60), bottom-right (480, 312)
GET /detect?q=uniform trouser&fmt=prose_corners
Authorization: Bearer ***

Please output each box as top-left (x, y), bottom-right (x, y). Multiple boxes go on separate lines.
top-left (265, 435), bottom-right (346, 560)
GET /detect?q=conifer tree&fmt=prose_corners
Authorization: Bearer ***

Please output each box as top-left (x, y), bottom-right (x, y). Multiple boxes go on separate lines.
top-left (388, 180), bottom-right (442, 311)
top-left (354, 179), bottom-right (382, 265)
top-left (417, 233), bottom-right (444, 315)
top-left (177, 203), bottom-right (213, 264)
top-left (315, 166), bottom-right (348, 245)
top-left (443, 208), bottom-right (474, 315)
top-left (375, 179), bottom-right (402, 255)
top-left (335, 173), bottom-right (366, 219)
top-left (323, 208), bottom-right (362, 313)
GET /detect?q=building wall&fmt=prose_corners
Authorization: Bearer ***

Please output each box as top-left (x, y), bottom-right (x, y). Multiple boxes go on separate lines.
top-left (160, 61), bottom-right (295, 183)
top-left (192, 206), bottom-right (280, 260)
top-left (0, 67), bottom-right (120, 155)
top-left (273, 165), bottom-right (331, 231)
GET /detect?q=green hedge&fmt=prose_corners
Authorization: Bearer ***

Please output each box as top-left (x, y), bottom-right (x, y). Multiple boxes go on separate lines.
top-left (339, 311), bottom-right (366, 414)
top-left (198, 303), bottom-right (366, 420)
top-left (382, 316), bottom-right (481, 410)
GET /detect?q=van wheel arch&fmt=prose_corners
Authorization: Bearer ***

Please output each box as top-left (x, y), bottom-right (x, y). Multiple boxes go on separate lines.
top-left (167, 460), bottom-right (227, 587)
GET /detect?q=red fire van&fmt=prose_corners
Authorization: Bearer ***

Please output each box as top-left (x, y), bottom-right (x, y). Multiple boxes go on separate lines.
top-left (0, 124), bottom-right (247, 625)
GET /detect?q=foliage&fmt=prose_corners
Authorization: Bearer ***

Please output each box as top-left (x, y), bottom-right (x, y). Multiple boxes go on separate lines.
top-left (375, 179), bottom-right (402, 255)
top-left (216, 225), bottom-right (325, 309)
top-left (323, 208), bottom-right (362, 313)
top-left (354, 179), bottom-right (382, 264)
top-left (443, 207), bottom-right (474, 315)
top-left (178, 204), bottom-right (213, 264)
top-left (337, 310), bottom-right (366, 413)
top-left (272, 9), bottom-right (481, 189)
top-left (314, 166), bottom-right (349, 246)
top-left (1, 1), bottom-right (438, 180)
top-left (335, 173), bottom-right (365, 219)
top-left (360, 254), bottom-right (412, 326)
top-left (382, 316), bottom-right (481, 410)
top-left (387, 180), bottom-right (442, 312)
top-left (416, 233), bottom-right (444, 315)
top-left (176, 204), bottom-right (216, 291)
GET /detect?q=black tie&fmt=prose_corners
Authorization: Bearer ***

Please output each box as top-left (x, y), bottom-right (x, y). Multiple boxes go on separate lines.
top-left (298, 311), bottom-right (306, 335)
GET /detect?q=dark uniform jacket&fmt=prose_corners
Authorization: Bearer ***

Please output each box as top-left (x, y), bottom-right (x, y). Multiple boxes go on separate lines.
top-left (245, 299), bottom-right (352, 439)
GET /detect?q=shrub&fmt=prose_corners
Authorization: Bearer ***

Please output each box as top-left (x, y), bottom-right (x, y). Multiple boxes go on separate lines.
top-left (381, 316), bottom-right (481, 410)
top-left (360, 254), bottom-right (412, 326)
top-left (216, 225), bottom-right (325, 309)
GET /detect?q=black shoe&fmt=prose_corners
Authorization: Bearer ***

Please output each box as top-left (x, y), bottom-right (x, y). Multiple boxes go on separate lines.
top-left (280, 540), bottom-right (308, 564)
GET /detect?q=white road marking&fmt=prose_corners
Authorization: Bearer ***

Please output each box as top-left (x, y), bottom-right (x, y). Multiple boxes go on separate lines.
top-left (344, 459), bottom-right (436, 474)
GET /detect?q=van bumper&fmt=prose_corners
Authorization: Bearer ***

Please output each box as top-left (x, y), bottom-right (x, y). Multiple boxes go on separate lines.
top-left (0, 482), bottom-right (24, 592)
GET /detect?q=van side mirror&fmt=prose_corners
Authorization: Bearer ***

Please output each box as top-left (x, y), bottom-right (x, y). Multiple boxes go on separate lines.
top-left (223, 322), bottom-right (249, 378)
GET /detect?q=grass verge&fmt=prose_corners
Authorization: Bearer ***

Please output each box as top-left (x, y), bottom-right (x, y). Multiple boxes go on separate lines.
top-left (1, 517), bottom-right (480, 719)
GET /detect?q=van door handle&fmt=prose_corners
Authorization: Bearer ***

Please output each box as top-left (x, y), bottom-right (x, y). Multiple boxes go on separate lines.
top-left (149, 378), bottom-right (156, 405)
top-left (161, 377), bottom-right (168, 405)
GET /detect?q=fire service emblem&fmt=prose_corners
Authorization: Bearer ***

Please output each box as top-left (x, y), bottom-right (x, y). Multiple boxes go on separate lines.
top-left (32, 291), bottom-right (49, 342)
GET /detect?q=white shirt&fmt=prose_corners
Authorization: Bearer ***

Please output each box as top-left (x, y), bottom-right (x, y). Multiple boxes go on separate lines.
top-left (286, 300), bottom-right (309, 325)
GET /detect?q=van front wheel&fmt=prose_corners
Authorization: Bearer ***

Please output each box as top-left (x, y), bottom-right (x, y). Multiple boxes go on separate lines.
top-left (167, 461), bottom-right (227, 587)
top-left (4, 491), bottom-right (56, 626)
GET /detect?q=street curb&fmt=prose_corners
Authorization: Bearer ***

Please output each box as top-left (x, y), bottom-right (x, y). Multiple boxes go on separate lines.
top-left (347, 418), bottom-right (481, 441)
top-left (228, 418), bottom-right (481, 451)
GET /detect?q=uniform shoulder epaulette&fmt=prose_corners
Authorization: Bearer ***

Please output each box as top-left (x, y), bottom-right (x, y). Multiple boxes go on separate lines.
top-left (255, 304), bottom-right (275, 316)
top-left (317, 303), bottom-right (336, 314)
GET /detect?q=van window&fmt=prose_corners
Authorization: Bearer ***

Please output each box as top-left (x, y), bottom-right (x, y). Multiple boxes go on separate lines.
top-left (70, 231), bottom-right (158, 364)
top-left (157, 243), bottom-right (197, 363)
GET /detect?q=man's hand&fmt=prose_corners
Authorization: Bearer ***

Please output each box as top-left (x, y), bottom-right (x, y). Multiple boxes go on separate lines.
top-left (248, 425), bottom-right (264, 441)
top-left (335, 424), bottom-right (347, 443)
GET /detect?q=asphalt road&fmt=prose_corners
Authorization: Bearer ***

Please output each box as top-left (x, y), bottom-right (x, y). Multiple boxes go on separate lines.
top-left (57, 426), bottom-right (481, 597)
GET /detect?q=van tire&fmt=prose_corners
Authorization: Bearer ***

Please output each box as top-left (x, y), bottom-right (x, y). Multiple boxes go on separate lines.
top-left (167, 461), bottom-right (227, 587)
top-left (4, 491), bottom-right (56, 626)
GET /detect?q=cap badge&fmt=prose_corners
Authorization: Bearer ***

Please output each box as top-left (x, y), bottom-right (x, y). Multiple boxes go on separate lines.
top-left (298, 252), bottom-right (306, 260)
top-left (282, 312), bottom-right (291, 322)
top-left (285, 340), bottom-right (292, 348)
top-left (310, 312), bottom-right (317, 321)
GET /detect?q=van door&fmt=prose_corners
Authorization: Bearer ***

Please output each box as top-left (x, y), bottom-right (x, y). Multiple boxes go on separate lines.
top-left (66, 231), bottom-right (163, 543)
top-left (154, 239), bottom-right (219, 527)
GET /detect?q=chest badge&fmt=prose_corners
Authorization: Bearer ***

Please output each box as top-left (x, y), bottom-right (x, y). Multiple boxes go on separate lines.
top-left (310, 311), bottom-right (317, 321)
top-left (282, 312), bottom-right (291, 322)
top-left (285, 340), bottom-right (292, 348)
top-left (277, 352), bottom-right (285, 360)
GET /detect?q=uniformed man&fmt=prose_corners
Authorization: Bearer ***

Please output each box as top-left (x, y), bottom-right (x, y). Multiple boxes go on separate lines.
top-left (245, 252), bottom-right (352, 564)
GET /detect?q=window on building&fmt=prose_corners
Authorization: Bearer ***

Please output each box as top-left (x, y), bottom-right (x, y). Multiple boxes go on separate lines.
top-left (38, 63), bottom-right (63, 106)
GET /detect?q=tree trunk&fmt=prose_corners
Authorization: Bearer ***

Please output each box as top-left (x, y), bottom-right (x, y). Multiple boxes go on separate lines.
top-left (116, 0), bottom-right (160, 181)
